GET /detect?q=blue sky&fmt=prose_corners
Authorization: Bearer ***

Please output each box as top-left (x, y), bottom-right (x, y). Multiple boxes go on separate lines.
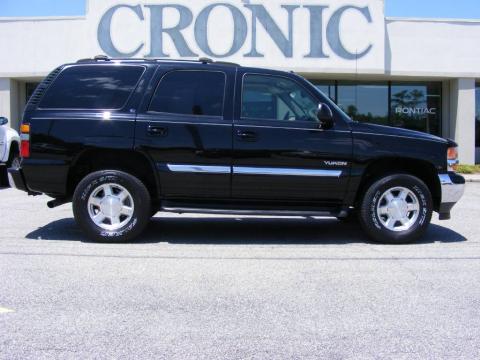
top-left (0, 0), bottom-right (86, 17)
top-left (386, 0), bottom-right (480, 19)
top-left (0, 0), bottom-right (479, 19)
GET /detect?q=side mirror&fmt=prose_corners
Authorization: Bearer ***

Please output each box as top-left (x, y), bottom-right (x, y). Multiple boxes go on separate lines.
top-left (317, 103), bottom-right (334, 130)
top-left (0, 117), bottom-right (8, 126)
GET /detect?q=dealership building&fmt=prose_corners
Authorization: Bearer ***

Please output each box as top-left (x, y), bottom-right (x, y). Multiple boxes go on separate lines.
top-left (0, 0), bottom-right (479, 164)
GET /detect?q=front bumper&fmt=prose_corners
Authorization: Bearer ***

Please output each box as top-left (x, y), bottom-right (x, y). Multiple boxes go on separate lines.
top-left (7, 166), bottom-right (28, 192)
top-left (438, 172), bottom-right (465, 220)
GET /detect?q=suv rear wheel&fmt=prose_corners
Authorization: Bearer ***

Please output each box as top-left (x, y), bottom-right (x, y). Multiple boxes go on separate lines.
top-left (358, 174), bottom-right (433, 244)
top-left (73, 170), bottom-right (151, 242)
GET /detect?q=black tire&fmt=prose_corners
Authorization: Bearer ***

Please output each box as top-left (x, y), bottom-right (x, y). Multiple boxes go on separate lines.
top-left (358, 174), bottom-right (433, 244)
top-left (73, 170), bottom-right (151, 243)
top-left (7, 143), bottom-right (20, 168)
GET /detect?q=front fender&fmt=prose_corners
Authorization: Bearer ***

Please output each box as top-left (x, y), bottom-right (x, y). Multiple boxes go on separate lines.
top-left (4, 128), bottom-right (20, 162)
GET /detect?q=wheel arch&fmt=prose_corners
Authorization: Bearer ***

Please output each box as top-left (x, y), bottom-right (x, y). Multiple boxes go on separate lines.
top-left (355, 157), bottom-right (441, 211)
top-left (7, 140), bottom-right (19, 163)
top-left (9, 140), bottom-right (19, 155)
top-left (67, 148), bottom-right (160, 200)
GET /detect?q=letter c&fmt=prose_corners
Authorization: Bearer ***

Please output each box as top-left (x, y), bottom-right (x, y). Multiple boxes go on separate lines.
top-left (98, 5), bottom-right (144, 57)
top-left (327, 6), bottom-right (373, 60)
top-left (194, 3), bottom-right (247, 58)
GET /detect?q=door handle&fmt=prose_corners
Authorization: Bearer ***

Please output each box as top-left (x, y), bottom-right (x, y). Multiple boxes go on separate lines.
top-left (147, 125), bottom-right (168, 137)
top-left (236, 130), bottom-right (257, 141)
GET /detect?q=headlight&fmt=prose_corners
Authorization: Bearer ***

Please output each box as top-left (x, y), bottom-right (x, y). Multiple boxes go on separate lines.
top-left (447, 146), bottom-right (459, 172)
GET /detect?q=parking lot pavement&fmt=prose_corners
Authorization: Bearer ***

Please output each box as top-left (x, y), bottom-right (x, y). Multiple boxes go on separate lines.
top-left (0, 184), bottom-right (479, 359)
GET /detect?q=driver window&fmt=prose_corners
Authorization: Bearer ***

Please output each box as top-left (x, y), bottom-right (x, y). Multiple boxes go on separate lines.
top-left (241, 74), bottom-right (318, 122)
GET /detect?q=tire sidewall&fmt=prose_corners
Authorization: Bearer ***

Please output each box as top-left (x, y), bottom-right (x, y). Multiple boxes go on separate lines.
top-left (73, 171), bottom-right (150, 242)
top-left (361, 174), bottom-right (432, 244)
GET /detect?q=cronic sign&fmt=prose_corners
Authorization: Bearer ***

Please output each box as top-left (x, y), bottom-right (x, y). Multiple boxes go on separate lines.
top-left (97, 2), bottom-right (376, 60)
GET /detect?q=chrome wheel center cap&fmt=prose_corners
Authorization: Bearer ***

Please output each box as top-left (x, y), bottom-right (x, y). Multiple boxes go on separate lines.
top-left (100, 196), bottom-right (122, 217)
top-left (388, 199), bottom-right (408, 220)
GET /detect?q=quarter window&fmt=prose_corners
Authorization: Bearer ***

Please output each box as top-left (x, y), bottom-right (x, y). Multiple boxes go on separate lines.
top-left (149, 70), bottom-right (226, 117)
top-left (40, 65), bottom-right (144, 109)
top-left (242, 74), bottom-right (318, 122)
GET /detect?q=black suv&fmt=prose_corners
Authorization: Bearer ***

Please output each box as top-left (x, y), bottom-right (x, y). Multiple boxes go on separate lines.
top-left (8, 56), bottom-right (465, 244)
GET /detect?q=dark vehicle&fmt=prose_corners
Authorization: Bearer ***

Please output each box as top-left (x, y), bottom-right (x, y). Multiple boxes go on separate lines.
top-left (8, 56), bottom-right (465, 244)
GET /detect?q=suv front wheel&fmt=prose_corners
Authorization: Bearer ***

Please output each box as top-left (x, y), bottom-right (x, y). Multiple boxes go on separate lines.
top-left (358, 174), bottom-right (433, 244)
top-left (73, 170), bottom-right (151, 242)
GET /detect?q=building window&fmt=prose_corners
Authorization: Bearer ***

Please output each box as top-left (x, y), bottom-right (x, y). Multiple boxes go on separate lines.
top-left (476, 83), bottom-right (480, 148)
top-left (26, 82), bottom-right (40, 103)
top-left (307, 79), bottom-right (443, 136)
top-left (390, 82), bottom-right (442, 136)
top-left (312, 81), bottom-right (336, 102)
top-left (337, 82), bottom-right (389, 126)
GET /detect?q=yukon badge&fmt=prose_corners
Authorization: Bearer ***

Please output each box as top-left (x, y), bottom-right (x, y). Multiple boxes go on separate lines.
top-left (324, 160), bottom-right (348, 167)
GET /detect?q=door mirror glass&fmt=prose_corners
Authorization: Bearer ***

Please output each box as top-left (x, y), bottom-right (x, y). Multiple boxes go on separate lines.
top-left (0, 117), bottom-right (8, 126)
top-left (317, 103), bottom-right (334, 129)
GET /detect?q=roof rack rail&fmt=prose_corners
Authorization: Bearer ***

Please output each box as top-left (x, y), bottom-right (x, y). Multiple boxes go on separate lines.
top-left (75, 56), bottom-right (240, 67)
top-left (94, 55), bottom-right (110, 61)
top-left (199, 57), bottom-right (213, 64)
top-left (76, 55), bottom-right (110, 63)
top-left (215, 61), bottom-right (240, 67)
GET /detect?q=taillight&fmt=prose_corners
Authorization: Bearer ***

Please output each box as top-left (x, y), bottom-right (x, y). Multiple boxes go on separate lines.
top-left (20, 123), bottom-right (30, 158)
top-left (447, 146), bottom-right (458, 172)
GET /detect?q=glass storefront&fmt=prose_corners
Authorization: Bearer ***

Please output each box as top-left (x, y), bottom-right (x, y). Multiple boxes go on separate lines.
top-left (476, 83), bottom-right (480, 164)
top-left (391, 82), bottom-right (442, 136)
top-left (314, 81), bottom-right (336, 102)
top-left (476, 83), bottom-right (480, 148)
top-left (337, 82), bottom-right (389, 126)
top-left (311, 80), bottom-right (442, 136)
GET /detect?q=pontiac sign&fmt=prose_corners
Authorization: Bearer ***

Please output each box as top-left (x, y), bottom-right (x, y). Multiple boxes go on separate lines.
top-left (94, 0), bottom-right (385, 71)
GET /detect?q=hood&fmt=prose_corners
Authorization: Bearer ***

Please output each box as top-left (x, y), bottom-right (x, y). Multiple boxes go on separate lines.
top-left (350, 122), bottom-right (448, 144)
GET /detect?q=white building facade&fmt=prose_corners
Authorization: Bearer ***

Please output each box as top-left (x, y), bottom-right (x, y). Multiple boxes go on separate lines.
top-left (0, 0), bottom-right (479, 164)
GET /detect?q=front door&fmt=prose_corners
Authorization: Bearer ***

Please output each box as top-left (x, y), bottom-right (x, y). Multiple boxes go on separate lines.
top-left (232, 72), bottom-right (352, 204)
top-left (135, 65), bottom-right (234, 199)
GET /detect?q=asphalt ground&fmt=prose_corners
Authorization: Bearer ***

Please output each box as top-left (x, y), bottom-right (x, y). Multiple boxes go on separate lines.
top-left (0, 184), bottom-right (479, 359)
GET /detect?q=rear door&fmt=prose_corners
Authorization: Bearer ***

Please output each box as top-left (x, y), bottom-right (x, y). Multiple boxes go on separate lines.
top-left (232, 71), bottom-right (352, 203)
top-left (134, 65), bottom-right (234, 199)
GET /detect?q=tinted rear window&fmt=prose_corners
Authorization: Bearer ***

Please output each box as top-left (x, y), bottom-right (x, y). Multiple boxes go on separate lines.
top-left (149, 70), bottom-right (226, 117)
top-left (40, 65), bottom-right (144, 109)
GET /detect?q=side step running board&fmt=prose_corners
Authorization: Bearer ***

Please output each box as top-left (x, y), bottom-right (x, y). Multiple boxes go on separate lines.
top-left (161, 206), bottom-right (349, 218)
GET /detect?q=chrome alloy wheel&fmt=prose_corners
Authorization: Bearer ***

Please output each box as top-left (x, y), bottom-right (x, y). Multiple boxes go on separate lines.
top-left (87, 183), bottom-right (134, 231)
top-left (376, 187), bottom-right (420, 232)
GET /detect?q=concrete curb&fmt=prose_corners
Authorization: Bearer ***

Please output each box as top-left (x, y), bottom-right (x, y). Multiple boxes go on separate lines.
top-left (463, 175), bottom-right (480, 183)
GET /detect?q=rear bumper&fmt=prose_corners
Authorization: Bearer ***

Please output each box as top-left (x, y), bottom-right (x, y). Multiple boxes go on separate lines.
top-left (7, 166), bottom-right (28, 192)
top-left (438, 172), bottom-right (465, 220)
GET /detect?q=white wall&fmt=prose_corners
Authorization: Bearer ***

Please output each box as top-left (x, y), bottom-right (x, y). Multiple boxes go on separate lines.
top-left (386, 18), bottom-right (480, 78)
top-left (0, 79), bottom-right (14, 129)
top-left (2, 0), bottom-right (383, 76)
top-left (449, 78), bottom-right (476, 164)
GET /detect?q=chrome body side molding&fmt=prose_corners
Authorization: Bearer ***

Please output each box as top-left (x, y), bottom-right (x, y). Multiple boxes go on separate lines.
top-left (233, 166), bottom-right (342, 178)
top-left (165, 164), bottom-right (343, 178)
top-left (166, 164), bottom-right (230, 174)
